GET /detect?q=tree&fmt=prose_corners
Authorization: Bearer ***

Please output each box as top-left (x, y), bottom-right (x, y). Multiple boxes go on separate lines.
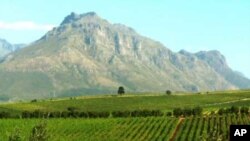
top-left (166, 90), bottom-right (172, 95)
top-left (117, 86), bottom-right (125, 95)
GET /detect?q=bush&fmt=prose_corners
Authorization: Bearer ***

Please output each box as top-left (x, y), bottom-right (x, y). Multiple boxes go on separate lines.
top-left (67, 107), bottom-right (77, 112)
top-left (79, 112), bottom-right (88, 118)
top-left (112, 111), bottom-right (130, 117)
top-left (210, 111), bottom-right (215, 115)
top-left (230, 106), bottom-right (239, 114)
top-left (192, 106), bottom-right (203, 116)
top-left (218, 108), bottom-right (225, 115)
top-left (29, 121), bottom-right (49, 141)
top-left (87, 111), bottom-right (99, 118)
top-left (183, 108), bottom-right (193, 117)
top-left (9, 128), bottom-right (22, 141)
top-left (31, 99), bottom-right (37, 103)
top-left (0, 111), bottom-right (11, 118)
top-left (240, 107), bottom-right (249, 114)
top-left (48, 111), bottom-right (61, 118)
top-left (98, 112), bottom-right (110, 118)
top-left (32, 110), bottom-right (44, 118)
top-left (166, 112), bottom-right (172, 116)
top-left (173, 108), bottom-right (183, 117)
top-left (61, 111), bottom-right (69, 118)
top-left (151, 110), bottom-right (164, 116)
top-left (131, 110), bottom-right (156, 117)
top-left (22, 111), bottom-right (31, 118)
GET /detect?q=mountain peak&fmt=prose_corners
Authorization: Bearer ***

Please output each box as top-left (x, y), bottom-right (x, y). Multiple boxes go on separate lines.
top-left (60, 12), bottom-right (98, 25)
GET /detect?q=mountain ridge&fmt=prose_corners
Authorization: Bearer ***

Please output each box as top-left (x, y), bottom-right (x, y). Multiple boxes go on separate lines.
top-left (0, 38), bottom-right (26, 59)
top-left (0, 12), bottom-right (249, 101)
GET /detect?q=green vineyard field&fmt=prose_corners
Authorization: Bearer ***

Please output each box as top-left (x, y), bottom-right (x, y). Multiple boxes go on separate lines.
top-left (0, 115), bottom-right (249, 141)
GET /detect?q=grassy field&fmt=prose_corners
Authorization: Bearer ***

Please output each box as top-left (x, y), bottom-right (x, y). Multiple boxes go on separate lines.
top-left (0, 117), bottom-right (178, 141)
top-left (0, 90), bottom-right (250, 141)
top-left (0, 90), bottom-right (250, 114)
top-left (0, 115), bottom-right (249, 141)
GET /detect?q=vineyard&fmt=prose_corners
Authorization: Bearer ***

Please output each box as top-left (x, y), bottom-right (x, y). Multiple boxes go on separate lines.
top-left (0, 115), bottom-right (249, 141)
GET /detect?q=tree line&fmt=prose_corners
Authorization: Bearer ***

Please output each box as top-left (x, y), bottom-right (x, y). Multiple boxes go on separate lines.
top-left (1, 106), bottom-right (249, 119)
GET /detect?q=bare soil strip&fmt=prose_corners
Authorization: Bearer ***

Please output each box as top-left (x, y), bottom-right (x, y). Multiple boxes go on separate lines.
top-left (169, 118), bottom-right (184, 141)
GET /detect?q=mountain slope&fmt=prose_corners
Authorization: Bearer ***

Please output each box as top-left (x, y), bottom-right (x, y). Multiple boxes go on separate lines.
top-left (195, 50), bottom-right (250, 88)
top-left (0, 12), bottom-right (248, 101)
top-left (0, 38), bottom-right (25, 58)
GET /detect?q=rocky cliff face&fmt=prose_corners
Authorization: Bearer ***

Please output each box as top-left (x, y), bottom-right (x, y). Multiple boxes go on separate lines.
top-left (0, 12), bottom-right (248, 101)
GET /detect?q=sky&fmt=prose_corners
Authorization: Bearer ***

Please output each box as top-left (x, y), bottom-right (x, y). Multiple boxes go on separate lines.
top-left (0, 0), bottom-right (249, 78)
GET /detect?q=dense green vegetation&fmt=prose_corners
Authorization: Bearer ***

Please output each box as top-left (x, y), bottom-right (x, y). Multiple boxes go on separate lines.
top-left (174, 114), bottom-right (250, 141)
top-left (0, 90), bottom-right (249, 140)
top-left (0, 115), bottom-right (249, 141)
top-left (0, 117), bottom-right (178, 141)
top-left (0, 90), bottom-right (250, 115)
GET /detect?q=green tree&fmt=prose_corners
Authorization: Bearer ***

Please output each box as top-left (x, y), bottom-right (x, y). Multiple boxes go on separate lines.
top-left (29, 121), bottom-right (49, 141)
top-left (117, 86), bottom-right (125, 95)
top-left (166, 90), bottom-right (172, 95)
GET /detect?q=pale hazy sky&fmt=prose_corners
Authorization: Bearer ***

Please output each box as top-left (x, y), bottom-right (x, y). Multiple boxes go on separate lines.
top-left (0, 0), bottom-right (249, 78)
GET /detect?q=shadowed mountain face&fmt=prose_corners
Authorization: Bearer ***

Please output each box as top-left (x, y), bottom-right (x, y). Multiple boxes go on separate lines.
top-left (0, 12), bottom-right (249, 101)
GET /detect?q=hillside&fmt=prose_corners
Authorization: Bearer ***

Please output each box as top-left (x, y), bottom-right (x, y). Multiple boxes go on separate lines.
top-left (0, 12), bottom-right (249, 101)
top-left (1, 90), bottom-right (250, 114)
top-left (0, 38), bottom-right (25, 58)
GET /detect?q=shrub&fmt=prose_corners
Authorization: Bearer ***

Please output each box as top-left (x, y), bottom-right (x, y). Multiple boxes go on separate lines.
top-left (48, 111), bottom-right (61, 118)
top-left (112, 111), bottom-right (130, 117)
top-left (210, 111), bottom-right (215, 115)
top-left (218, 108), bottom-right (225, 115)
top-left (79, 112), bottom-right (88, 118)
top-left (151, 110), bottom-right (164, 116)
top-left (98, 112), bottom-right (110, 118)
top-left (183, 108), bottom-right (193, 117)
top-left (240, 107), bottom-right (249, 114)
top-left (29, 121), bottom-right (49, 141)
top-left (0, 111), bottom-right (11, 118)
top-left (61, 111), bottom-right (69, 118)
top-left (22, 111), bottom-right (31, 118)
top-left (131, 109), bottom-right (164, 117)
top-left (192, 106), bottom-right (203, 116)
top-left (32, 110), bottom-right (43, 118)
top-left (230, 106), bottom-right (239, 114)
top-left (9, 128), bottom-right (22, 141)
top-left (31, 99), bottom-right (37, 103)
top-left (87, 111), bottom-right (99, 118)
top-left (173, 108), bottom-right (183, 117)
top-left (67, 107), bottom-right (77, 112)
top-left (166, 112), bottom-right (172, 116)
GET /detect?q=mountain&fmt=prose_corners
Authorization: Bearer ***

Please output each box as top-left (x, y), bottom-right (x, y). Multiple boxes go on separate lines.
top-left (0, 38), bottom-right (25, 58)
top-left (195, 50), bottom-right (250, 88)
top-left (0, 12), bottom-right (249, 101)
